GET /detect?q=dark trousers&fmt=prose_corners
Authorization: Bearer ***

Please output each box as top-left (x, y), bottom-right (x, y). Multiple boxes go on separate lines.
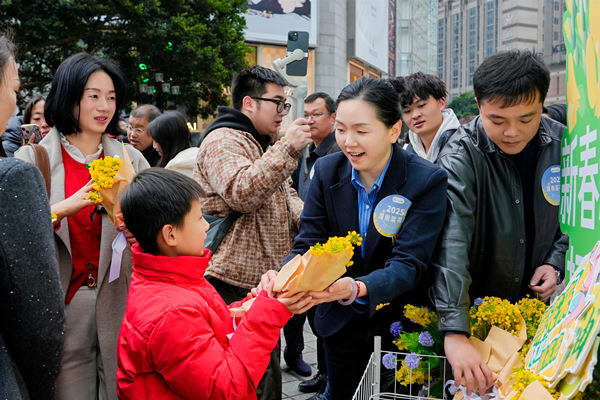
top-left (207, 276), bottom-right (282, 400)
top-left (283, 306), bottom-right (327, 374)
top-left (322, 312), bottom-right (373, 400)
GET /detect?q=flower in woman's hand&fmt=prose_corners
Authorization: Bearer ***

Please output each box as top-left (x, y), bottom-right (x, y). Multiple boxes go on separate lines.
top-left (418, 331), bottom-right (435, 347)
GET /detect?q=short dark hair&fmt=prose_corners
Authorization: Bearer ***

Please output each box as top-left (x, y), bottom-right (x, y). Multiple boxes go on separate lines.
top-left (120, 168), bottom-right (205, 254)
top-left (44, 53), bottom-right (126, 135)
top-left (23, 95), bottom-right (45, 124)
top-left (147, 111), bottom-right (192, 168)
top-left (231, 66), bottom-right (286, 111)
top-left (130, 104), bottom-right (161, 124)
top-left (305, 92), bottom-right (336, 113)
top-left (473, 49), bottom-right (550, 108)
top-left (397, 72), bottom-right (447, 108)
top-left (336, 77), bottom-right (403, 128)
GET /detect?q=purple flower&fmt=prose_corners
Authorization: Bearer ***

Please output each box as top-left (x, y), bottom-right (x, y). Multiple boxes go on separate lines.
top-left (405, 353), bottom-right (420, 369)
top-left (418, 331), bottom-right (435, 347)
top-left (382, 353), bottom-right (397, 370)
top-left (474, 297), bottom-right (485, 307)
top-left (390, 321), bottom-right (403, 337)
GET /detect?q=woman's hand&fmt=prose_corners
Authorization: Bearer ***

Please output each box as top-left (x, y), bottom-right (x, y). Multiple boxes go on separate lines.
top-left (308, 277), bottom-right (356, 305)
top-left (51, 179), bottom-right (95, 224)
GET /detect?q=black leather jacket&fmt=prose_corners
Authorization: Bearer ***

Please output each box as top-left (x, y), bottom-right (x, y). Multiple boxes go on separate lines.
top-left (432, 116), bottom-right (568, 333)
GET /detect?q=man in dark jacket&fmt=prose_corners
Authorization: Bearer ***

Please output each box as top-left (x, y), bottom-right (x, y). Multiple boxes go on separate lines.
top-left (432, 49), bottom-right (568, 396)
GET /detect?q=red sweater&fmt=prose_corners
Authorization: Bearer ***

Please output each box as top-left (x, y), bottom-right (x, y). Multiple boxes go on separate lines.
top-left (62, 147), bottom-right (102, 303)
top-left (117, 244), bottom-right (292, 399)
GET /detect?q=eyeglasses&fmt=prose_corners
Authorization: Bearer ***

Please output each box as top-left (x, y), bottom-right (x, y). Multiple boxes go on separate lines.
top-left (304, 112), bottom-right (331, 120)
top-left (251, 97), bottom-right (292, 114)
top-left (126, 124), bottom-right (146, 135)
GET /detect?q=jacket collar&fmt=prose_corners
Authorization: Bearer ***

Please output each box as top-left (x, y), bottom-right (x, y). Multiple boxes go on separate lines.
top-left (131, 243), bottom-right (213, 283)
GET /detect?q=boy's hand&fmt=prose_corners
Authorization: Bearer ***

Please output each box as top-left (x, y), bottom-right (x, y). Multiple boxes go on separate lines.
top-left (252, 269), bottom-right (278, 297)
top-left (444, 334), bottom-right (494, 396)
top-left (278, 291), bottom-right (314, 315)
top-left (529, 264), bottom-right (558, 302)
top-left (284, 118), bottom-right (312, 151)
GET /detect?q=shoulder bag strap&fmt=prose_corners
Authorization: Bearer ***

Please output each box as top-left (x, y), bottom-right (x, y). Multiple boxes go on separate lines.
top-left (28, 143), bottom-right (51, 197)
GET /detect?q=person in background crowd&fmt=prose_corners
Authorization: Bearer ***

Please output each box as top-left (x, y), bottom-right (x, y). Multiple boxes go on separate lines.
top-left (264, 76), bottom-right (448, 399)
top-left (148, 110), bottom-right (198, 178)
top-left (432, 50), bottom-right (567, 396)
top-left (286, 91), bottom-right (339, 397)
top-left (398, 72), bottom-right (460, 163)
top-left (543, 103), bottom-right (567, 125)
top-left (127, 104), bottom-right (161, 166)
top-left (195, 65), bottom-right (311, 400)
top-left (15, 52), bottom-right (149, 400)
top-left (0, 33), bottom-right (66, 400)
top-left (1, 113), bottom-right (23, 156)
top-left (117, 168), bottom-right (313, 399)
top-left (23, 95), bottom-right (51, 139)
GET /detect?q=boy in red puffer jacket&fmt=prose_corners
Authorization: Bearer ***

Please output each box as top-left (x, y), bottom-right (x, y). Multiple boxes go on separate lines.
top-left (116, 168), bottom-right (313, 400)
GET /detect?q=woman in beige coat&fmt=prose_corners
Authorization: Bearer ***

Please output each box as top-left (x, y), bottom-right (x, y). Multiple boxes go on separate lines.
top-left (16, 53), bottom-right (149, 400)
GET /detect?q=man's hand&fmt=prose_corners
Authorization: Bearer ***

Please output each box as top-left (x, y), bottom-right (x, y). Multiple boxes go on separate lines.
top-left (284, 118), bottom-right (312, 151)
top-left (444, 334), bottom-right (494, 396)
top-left (529, 264), bottom-right (558, 302)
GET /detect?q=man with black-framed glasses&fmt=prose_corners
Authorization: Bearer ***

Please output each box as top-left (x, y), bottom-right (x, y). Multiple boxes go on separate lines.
top-left (195, 65), bottom-right (312, 400)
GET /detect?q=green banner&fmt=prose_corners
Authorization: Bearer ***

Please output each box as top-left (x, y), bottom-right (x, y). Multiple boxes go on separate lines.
top-left (561, 0), bottom-right (600, 280)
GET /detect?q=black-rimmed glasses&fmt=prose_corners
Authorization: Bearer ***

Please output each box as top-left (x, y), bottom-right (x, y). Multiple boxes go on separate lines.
top-left (251, 97), bottom-right (292, 114)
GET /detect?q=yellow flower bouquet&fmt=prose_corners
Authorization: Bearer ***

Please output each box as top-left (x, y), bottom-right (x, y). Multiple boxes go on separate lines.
top-left (273, 231), bottom-right (362, 296)
top-left (85, 143), bottom-right (136, 226)
top-left (229, 232), bottom-right (362, 319)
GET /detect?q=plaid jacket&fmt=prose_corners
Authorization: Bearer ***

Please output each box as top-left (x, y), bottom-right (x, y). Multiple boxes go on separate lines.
top-left (195, 127), bottom-right (303, 289)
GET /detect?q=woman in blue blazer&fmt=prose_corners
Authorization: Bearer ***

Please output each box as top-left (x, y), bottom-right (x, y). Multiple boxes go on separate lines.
top-left (287, 77), bottom-right (448, 399)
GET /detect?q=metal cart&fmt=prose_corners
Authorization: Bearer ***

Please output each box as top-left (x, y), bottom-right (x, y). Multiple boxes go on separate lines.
top-left (352, 337), bottom-right (450, 400)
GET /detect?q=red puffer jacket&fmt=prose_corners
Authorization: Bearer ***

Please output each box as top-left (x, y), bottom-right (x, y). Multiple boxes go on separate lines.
top-left (117, 245), bottom-right (292, 399)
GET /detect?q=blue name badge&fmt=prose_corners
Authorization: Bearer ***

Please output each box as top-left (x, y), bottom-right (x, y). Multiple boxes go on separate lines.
top-left (541, 165), bottom-right (561, 206)
top-left (373, 195), bottom-right (412, 237)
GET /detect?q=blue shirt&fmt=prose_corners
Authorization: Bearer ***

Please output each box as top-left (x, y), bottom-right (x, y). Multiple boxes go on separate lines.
top-left (350, 150), bottom-right (393, 258)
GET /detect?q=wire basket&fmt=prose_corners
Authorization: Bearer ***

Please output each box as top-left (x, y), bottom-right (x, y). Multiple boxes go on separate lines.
top-left (352, 336), bottom-right (450, 400)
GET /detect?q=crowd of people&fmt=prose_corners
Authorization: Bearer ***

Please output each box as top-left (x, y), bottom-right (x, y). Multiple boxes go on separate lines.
top-left (0, 29), bottom-right (568, 400)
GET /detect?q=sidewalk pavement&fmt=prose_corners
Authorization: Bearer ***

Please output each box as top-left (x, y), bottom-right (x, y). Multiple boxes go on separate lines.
top-left (280, 319), bottom-right (319, 400)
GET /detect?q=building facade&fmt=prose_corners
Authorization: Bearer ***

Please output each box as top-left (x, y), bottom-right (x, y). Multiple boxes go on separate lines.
top-left (438, 0), bottom-right (566, 103)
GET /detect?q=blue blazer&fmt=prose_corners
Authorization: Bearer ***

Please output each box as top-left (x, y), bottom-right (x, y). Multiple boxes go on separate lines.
top-left (288, 144), bottom-right (448, 337)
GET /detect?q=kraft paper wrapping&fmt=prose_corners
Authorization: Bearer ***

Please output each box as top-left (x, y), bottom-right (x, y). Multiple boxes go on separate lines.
top-left (455, 315), bottom-right (530, 399)
top-left (228, 247), bottom-right (352, 319)
top-left (273, 248), bottom-right (352, 296)
top-left (101, 143), bottom-right (136, 226)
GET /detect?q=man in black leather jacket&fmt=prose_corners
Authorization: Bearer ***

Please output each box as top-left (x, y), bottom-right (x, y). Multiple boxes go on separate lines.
top-left (431, 49), bottom-right (568, 396)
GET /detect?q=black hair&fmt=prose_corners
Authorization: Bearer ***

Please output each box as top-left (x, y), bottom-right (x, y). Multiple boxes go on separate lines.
top-left (473, 49), bottom-right (550, 108)
top-left (336, 77), bottom-right (403, 128)
top-left (147, 111), bottom-right (192, 168)
top-left (120, 168), bottom-right (205, 254)
top-left (44, 52), bottom-right (126, 135)
top-left (231, 65), bottom-right (287, 111)
top-left (543, 103), bottom-right (567, 125)
top-left (305, 92), bottom-right (336, 113)
top-left (0, 35), bottom-right (17, 158)
top-left (397, 72), bottom-right (447, 108)
top-left (23, 95), bottom-right (45, 124)
top-left (130, 104), bottom-right (161, 123)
